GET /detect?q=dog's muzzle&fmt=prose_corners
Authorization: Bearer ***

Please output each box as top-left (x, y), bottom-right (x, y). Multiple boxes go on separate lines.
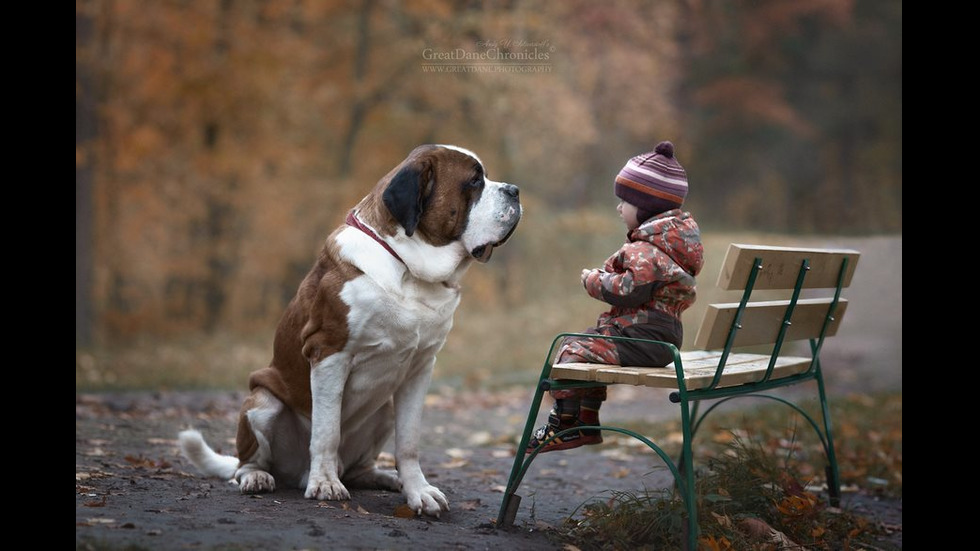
top-left (471, 184), bottom-right (521, 263)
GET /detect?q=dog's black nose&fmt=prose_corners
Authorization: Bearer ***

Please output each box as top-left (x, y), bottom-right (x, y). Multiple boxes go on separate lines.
top-left (503, 184), bottom-right (519, 199)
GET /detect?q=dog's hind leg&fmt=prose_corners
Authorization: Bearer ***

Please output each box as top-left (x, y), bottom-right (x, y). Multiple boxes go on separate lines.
top-left (234, 388), bottom-right (284, 494)
top-left (346, 466), bottom-right (402, 491)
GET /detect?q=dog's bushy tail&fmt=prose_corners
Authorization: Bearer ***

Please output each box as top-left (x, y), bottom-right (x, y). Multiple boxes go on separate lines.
top-left (178, 429), bottom-right (238, 480)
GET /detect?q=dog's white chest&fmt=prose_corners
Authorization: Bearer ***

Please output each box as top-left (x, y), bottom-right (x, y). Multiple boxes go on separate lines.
top-left (340, 274), bottom-right (459, 383)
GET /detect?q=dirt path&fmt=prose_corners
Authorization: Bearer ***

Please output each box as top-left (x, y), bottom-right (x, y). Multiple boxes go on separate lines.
top-left (76, 388), bottom-right (900, 550)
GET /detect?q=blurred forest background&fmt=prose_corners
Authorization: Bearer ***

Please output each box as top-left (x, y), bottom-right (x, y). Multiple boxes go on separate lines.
top-left (76, 0), bottom-right (902, 390)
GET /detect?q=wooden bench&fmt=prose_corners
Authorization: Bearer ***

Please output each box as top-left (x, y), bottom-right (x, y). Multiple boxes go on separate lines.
top-left (496, 243), bottom-right (860, 549)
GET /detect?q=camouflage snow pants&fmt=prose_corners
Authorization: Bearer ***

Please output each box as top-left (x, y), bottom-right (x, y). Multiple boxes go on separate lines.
top-left (551, 318), bottom-right (682, 402)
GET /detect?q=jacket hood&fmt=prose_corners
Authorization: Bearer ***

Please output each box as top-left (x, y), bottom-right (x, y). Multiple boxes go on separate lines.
top-left (629, 209), bottom-right (703, 277)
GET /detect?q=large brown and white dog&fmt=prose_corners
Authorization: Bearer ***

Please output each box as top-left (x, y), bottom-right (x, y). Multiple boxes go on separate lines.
top-left (178, 144), bottom-right (521, 517)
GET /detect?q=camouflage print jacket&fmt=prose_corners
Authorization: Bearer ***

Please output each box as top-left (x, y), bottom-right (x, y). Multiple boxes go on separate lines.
top-left (582, 209), bottom-right (704, 333)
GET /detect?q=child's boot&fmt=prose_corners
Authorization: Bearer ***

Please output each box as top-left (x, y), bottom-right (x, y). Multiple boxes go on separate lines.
top-left (525, 398), bottom-right (602, 454)
top-left (577, 397), bottom-right (604, 442)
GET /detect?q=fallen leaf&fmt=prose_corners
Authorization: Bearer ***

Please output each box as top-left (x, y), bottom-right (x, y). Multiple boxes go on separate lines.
top-left (125, 455), bottom-right (156, 468)
top-left (86, 518), bottom-right (116, 524)
top-left (457, 499), bottom-right (481, 511)
top-left (83, 447), bottom-right (109, 457)
top-left (394, 504), bottom-right (416, 518)
top-left (616, 436), bottom-right (648, 448)
top-left (76, 470), bottom-right (112, 481)
top-left (490, 485), bottom-right (507, 493)
top-left (357, 505), bottom-right (369, 514)
top-left (445, 448), bottom-right (470, 459)
top-left (440, 458), bottom-right (469, 469)
top-left (612, 467), bottom-right (630, 479)
top-left (698, 535), bottom-right (734, 551)
top-left (775, 493), bottom-right (818, 517)
top-left (880, 522), bottom-right (902, 534)
top-left (777, 438), bottom-right (802, 451)
top-left (598, 449), bottom-right (634, 462)
top-left (712, 431), bottom-right (735, 444)
top-left (737, 517), bottom-right (771, 539)
top-left (467, 431), bottom-right (492, 446)
top-left (83, 496), bottom-right (108, 508)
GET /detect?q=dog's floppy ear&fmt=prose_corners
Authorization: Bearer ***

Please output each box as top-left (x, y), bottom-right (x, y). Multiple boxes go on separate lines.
top-left (382, 157), bottom-right (433, 237)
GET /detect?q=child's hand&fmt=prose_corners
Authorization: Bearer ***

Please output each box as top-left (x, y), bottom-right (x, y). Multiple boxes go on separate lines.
top-left (581, 268), bottom-right (592, 283)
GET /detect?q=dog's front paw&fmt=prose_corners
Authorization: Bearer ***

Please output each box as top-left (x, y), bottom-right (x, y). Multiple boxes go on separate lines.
top-left (305, 476), bottom-right (350, 501)
top-left (239, 471), bottom-right (275, 494)
top-left (405, 484), bottom-right (449, 518)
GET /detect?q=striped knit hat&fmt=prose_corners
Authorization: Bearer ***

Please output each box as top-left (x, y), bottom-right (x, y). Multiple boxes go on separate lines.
top-left (614, 141), bottom-right (688, 221)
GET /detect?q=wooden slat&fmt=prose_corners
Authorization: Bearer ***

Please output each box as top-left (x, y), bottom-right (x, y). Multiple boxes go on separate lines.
top-left (548, 362), bottom-right (601, 382)
top-left (693, 298), bottom-right (848, 350)
top-left (717, 244), bottom-right (860, 291)
top-left (640, 354), bottom-right (812, 390)
top-left (591, 353), bottom-right (758, 384)
top-left (548, 352), bottom-right (812, 391)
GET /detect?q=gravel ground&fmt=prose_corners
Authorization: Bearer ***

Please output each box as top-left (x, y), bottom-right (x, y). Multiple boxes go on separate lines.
top-left (76, 387), bottom-right (900, 550)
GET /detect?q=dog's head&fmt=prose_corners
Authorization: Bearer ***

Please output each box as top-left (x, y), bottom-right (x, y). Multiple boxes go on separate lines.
top-left (381, 145), bottom-right (521, 263)
top-left (355, 145), bottom-right (520, 281)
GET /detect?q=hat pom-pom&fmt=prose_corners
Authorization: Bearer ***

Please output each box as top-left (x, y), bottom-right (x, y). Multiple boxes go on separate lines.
top-left (654, 141), bottom-right (674, 158)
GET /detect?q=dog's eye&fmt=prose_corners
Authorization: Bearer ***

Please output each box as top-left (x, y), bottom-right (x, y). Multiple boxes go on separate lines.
top-left (465, 164), bottom-right (485, 190)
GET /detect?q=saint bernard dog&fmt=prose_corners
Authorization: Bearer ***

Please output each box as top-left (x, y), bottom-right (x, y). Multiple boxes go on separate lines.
top-left (178, 144), bottom-right (521, 517)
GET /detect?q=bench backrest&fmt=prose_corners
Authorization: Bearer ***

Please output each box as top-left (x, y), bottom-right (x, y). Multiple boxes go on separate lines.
top-left (693, 244), bottom-right (860, 352)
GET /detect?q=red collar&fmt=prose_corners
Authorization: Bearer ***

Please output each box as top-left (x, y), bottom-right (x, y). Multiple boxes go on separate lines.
top-left (346, 210), bottom-right (405, 265)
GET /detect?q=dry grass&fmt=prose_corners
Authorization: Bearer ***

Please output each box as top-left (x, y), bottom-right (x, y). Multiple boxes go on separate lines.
top-left (555, 392), bottom-right (902, 550)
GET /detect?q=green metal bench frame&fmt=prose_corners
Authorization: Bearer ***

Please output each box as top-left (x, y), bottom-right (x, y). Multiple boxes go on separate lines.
top-left (496, 244), bottom-right (860, 550)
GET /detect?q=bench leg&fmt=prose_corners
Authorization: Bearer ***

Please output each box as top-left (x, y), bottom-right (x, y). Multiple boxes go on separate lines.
top-left (499, 492), bottom-right (521, 526)
top-left (496, 377), bottom-right (550, 526)
top-left (678, 399), bottom-right (699, 551)
top-left (816, 368), bottom-right (842, 507)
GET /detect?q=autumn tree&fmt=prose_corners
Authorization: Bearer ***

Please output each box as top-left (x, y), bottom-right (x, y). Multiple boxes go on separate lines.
top-left (676, 0), bottom-right (902, 232)
top-left (76, 0), bottom-right (900, 344)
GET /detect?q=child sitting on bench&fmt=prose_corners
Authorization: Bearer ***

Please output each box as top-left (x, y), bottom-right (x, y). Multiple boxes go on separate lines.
top-left (527, 141), bottom-right (704, 453)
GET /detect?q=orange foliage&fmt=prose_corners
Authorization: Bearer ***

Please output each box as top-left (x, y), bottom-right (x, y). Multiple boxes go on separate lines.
top-left (76, 0), bottom-right (681, 340)
top-left (76, 0), bottom-right (900, 342)
top-left (694, 77), bottom-right (813, 137)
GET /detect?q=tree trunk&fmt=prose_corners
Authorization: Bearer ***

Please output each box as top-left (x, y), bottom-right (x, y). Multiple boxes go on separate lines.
top-left (76, 6), bottom-right (96, 346)
top-left (339, 0), bottom-right (376, 177)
